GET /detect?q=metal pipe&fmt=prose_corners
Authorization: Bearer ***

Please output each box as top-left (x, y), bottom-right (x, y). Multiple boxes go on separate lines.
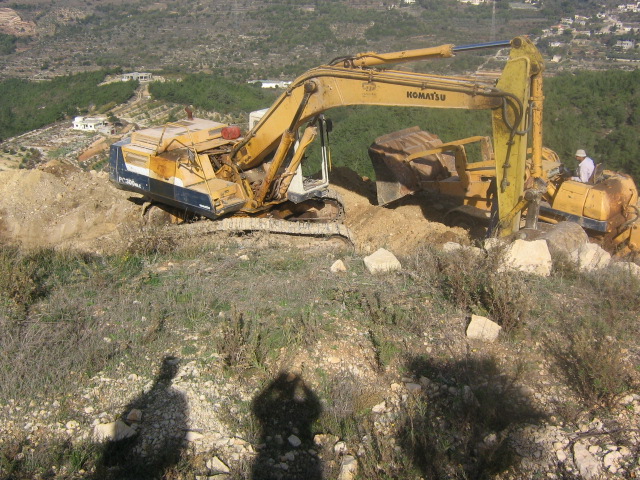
top-left (452, 40), bottom-right (512, 52)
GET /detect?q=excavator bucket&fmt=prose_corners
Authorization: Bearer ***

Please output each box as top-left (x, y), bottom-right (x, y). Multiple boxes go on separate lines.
top-left (369, 127), bottom-right (451, 206)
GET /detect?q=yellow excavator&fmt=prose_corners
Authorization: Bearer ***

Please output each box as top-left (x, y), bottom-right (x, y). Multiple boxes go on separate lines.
top-left (370, 126), bottom-right (640, 256)
top-left (109, 36), bottom-right (639, 254)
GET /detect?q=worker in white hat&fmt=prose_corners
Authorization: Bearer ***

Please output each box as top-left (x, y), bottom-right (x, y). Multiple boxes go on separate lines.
top-left (571, 149), bottom-right (595, 183)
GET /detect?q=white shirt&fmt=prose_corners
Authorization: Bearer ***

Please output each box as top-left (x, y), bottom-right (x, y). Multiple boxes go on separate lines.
top-left (571, 156), bottom-right (595, 183)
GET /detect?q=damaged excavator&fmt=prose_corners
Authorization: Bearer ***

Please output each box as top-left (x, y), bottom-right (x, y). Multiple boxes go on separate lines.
top-left (109, 36), bottom-right (639, 255)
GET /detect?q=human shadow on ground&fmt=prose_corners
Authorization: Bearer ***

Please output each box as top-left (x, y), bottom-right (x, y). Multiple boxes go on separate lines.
top-left (399, 354), bottom-right (548, 480)
top-left (92, 355), bottom-right (188, 480)
top-left (251, 372), bottom-right (323, 480)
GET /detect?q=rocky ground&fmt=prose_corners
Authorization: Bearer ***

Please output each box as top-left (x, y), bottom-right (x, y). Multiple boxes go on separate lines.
top-left (0, 95), bottom-right (639, 480)
top-left (1, 274), bottom-right (638, 479)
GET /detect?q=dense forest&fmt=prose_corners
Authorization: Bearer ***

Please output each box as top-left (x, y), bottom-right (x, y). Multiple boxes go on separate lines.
top-left (544, 70), bottom-right (640, 178)
top-left (148, 74), bottom-right (277, 115)
top-left (0, 71), bottom-right (138, 140)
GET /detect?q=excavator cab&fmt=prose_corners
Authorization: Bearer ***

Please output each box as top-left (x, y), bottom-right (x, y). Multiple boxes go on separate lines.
top-left (287, 116), bottom-right (332, 203)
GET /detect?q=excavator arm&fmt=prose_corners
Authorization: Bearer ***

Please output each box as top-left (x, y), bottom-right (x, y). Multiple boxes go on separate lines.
top-left (230, 37), bottom-right (543, 234)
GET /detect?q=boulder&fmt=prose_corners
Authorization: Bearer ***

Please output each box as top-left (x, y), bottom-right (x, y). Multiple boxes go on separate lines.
top-left (442, 242), bottom-right (483, 256)
top-left (330, 259), bottom-right (347, 273)
top-left (206, 456), bottom-right (230, 474)
top-left (364, 248), bottom-right (401, 274)
top-left (570, 243), bottom-right (611, 272)
top-left (337, 455), bottom-right (358, 480)
top-left (573, 442), bottom-right (602, 480)
top-left (466, 314), bottom-right (502, 342)
top-left (499, 239), bottom-right (552, 276)
top-left (611, 261), bottom-right (640, 278)
top-left (542, 221), bottom-right (589, 256)
top-left (93, 419), bottom-right (136, 442)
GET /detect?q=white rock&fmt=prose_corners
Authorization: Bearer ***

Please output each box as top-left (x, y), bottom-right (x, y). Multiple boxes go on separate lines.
top-left (185, 431), bottom-right (204, 442)
top-left (484, 237), bottom-right (506, 251)
top-left (573, 442), bottom-right (602, 480)
top-left (543, 221), bottom-right (589, 255)
top-left (499, 239), bottom-right (552, 276)
top-left (238, 255), bottom-right (249, 261)
top-left (314, 434), bottom-right (339, 447)
top-left (371, 401), bottom-right (386, 413)
top-left (337, 455), bottom-right (358, 480)
top-left (483, 433), bottom-right (498, 447)
top-left (363, 248), bottom-right (401, 274)
top-left (65, 420), bottom-right (79, 430)
top-left (466, 314), bottom-right (502, 342)
top-left (126, 409), bottom-right (142, 423)
top-left (612, 261), bottom-right (640, 278)
top-left (603, 450), bottom-right (622, 469)
top-left (93, 419), bottom-right (136, 442)
top-left (206, 456), bottom-right (230, 474)
top-left (288, 435), bottom-right (301, 447)
top-left (620, 394), bottom-right (639, 405)
top-left (330, 259), bottom-right (347, 273)
top-left (334, 441), bottom-right (347, 454)
top-left (442, 242), bottom-right (483, 256)
top-left (570, 243), bottom-right (611, 272)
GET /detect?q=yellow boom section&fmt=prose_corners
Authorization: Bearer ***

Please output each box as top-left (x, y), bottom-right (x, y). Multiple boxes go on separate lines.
top-left (231, 37), bottom-right (544, 235)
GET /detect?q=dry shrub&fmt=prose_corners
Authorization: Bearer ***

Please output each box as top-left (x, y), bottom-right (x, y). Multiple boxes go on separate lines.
top-left (0, 247), bottom-right (52, 313)
top-left (549, 324), bottom-right (634, 408)
top-left (540, 262), bottom-right (640, 408)
top-left (122, 224), bottom-right (176, 256)
top-left (216, 308), bottom-right (286, 372)
top-left (0, 298), bottom-right (116, 401)
top-left (316, 371), bottom-right (383, 441)
top-left (426, 247), bottom-right (532, 331)
top-left (0, 248), bottom-right (127, 402)
top-left (396, 354), bottom-right (545, 479)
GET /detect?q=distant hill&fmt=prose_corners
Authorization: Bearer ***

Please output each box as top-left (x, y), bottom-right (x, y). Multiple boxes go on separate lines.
top-left (0, 0), bottom-right (553, 80)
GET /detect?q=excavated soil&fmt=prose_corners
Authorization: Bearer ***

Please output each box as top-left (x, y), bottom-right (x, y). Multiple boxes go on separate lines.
top-left (0, 161), bottom-right (144, 254)
top-left (0, 163), bottom-right (469, 255)
top-left (329, 167), bottom-right (470, 255)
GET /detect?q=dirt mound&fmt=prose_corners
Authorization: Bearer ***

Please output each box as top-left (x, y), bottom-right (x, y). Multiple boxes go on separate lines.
top-left (0, 163), bottom-right (468, 255)
top-left (0, 160), bottom-right (144, 253)
top-left (329, 167), bottom-right (469, 255)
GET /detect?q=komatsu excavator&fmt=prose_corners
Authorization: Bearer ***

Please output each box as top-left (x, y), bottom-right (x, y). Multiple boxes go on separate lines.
top-left (109, 36), bottom-right (638, 252)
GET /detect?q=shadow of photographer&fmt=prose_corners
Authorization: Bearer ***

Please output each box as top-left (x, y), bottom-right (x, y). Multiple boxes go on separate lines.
top-left (251, 371), bottom-right (323, 480)
top-left (399, 354), bottom-right (547, 479)
top-left (92, 355), bottom-right (188, 480)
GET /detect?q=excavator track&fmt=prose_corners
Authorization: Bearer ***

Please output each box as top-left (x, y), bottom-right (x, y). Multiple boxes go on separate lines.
top-left (211, 190), bottom-right (351, 241)
top-left (142, 190), bottom-right (352, 243)
top-left (207, 216), bottom-right (353, 242)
